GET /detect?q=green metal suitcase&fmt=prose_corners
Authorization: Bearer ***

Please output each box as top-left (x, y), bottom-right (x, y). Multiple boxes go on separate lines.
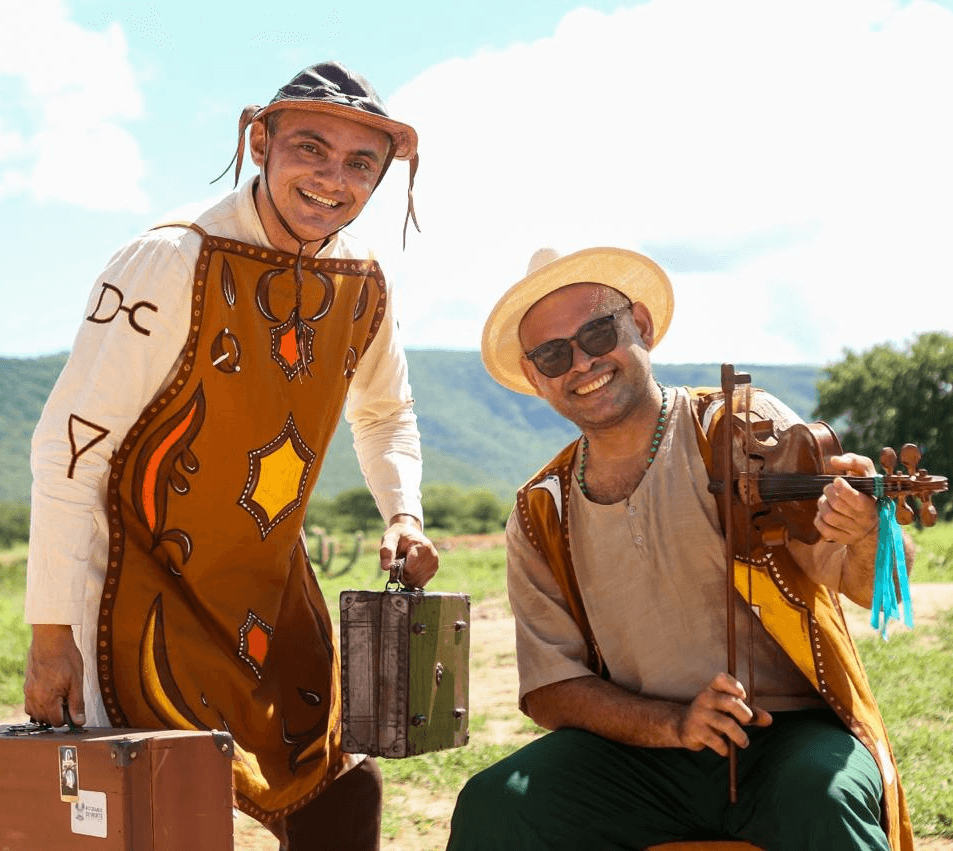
top-left (339, 583), bottom-right (470, 758)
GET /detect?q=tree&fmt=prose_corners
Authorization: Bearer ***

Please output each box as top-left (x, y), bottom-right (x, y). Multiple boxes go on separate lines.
top-left (460, 489), bottom-right (508, 534)
top-left (421, 484), bottom-right (463, 532)
top-left (421, 484), bottom-right (508, 533)
top-left (814, 332), bottom-right (952, 520)
top-left (333, 487), bottom-right (383, 534)
top-left (0, 502), bottom-right (30, 549)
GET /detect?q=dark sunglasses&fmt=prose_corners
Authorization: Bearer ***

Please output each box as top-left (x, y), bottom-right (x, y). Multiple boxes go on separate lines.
top-left (523, 312), bottom-right (623, 378)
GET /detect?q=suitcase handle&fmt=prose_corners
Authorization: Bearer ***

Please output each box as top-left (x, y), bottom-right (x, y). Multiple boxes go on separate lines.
top-left (385, 558), bottom-right (422, 592)
top-left (11, 701), bottom-right (85, 736)
top-left (9, 703), bottom-right (84, 737)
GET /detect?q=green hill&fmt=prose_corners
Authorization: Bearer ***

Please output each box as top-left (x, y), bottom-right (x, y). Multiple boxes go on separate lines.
top-left (0, 354), bottom-right (71, 505)
top-left (0, 352), bottom-right (821, 505)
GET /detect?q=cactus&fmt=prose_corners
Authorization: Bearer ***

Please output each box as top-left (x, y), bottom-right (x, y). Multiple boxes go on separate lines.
top-left (311, 527), bottom-right (364, 578)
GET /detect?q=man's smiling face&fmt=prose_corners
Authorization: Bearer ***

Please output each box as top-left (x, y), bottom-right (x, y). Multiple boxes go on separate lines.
top-left (250, 109), bottom-right (391, 251)
top-left (518, 282), bottom-right (656, 434)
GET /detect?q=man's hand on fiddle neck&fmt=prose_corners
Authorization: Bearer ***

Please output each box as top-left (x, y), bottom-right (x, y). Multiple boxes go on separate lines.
top-left (811, 452), bottom-right (914, 607)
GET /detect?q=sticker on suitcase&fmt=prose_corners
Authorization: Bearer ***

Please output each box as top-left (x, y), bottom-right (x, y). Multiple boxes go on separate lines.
top-left (71, 790), bottom-right (108, 838)
top-left (59, 744), bottom-right (80, 802)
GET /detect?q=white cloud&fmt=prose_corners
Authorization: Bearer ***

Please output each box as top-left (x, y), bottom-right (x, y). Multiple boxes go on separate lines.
top-left (353, 0), bottom-right (953, 365)
top-left (0, 0), bottom-right (148, 211)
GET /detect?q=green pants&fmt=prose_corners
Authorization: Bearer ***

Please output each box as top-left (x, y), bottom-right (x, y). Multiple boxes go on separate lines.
top-left (447, 709), bottom-right (888, 851)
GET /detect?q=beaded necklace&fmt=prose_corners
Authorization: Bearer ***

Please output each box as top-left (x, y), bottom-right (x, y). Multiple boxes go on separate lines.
top-left (576, 383), bottom-right (670, 498)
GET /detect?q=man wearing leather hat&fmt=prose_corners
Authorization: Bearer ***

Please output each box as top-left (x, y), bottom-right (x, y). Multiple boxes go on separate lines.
top-left (25, 61), bottom-right (438, 850)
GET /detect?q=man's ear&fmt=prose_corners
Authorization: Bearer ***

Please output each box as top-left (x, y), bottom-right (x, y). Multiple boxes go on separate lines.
top-left (519, 357), bottom-right (544, 397)
top-left (630, 302), bottom-right (655, 349)
top-left (249, 120), bottom-right (267, 168)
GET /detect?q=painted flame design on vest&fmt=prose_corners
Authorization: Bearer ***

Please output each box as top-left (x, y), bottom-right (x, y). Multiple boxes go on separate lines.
top-left (131, 384), bottom-right (206, 565)
top-left (140, 594), bottom-right (207, 730)
top-left (278, 590), bottom-right (337, 775)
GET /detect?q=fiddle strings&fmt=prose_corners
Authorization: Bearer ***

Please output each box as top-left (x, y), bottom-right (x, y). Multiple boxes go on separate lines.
top-left (756, 473), bottom-right (880, 501)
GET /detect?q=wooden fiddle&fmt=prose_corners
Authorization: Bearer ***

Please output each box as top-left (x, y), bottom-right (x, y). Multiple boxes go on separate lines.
top-left (709, 412), bottom-right (948, 556)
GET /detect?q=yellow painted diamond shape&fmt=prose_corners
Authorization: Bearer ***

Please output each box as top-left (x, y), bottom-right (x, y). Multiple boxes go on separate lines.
top-left (252, 438), bottom-right (308, 522)
top-left (240, 415), bottom-right (316, 539)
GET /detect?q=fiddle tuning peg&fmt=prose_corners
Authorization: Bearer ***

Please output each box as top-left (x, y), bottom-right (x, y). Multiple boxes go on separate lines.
top-left (877, 443), bottom-right (948, 529)
top-left (880, 447), bottom-right (897, 476)
top-left (895, 495), bottom-right (915, 525)
top-left (920, 495), bottom-right (939, 528)
top-left (900, 444), bottom-right (921, 477)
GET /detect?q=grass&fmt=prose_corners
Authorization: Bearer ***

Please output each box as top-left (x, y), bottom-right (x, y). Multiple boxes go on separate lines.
top-left (3, 526), bottom-right (952, 845)
top-left (0, 541), bottom-right (509, 719)
top-left (0, 553), bottom-right (29, 707)
top-left (857, 607), bottom-right (953, 837)
top-left (377, 743), bottom-right (523, 841)
top-left (910, 523), bottom-right (953, 582)
top-left (313, 538), bottom-right (509, 608)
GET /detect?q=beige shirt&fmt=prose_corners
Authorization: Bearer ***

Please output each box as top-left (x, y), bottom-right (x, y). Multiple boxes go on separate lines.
top-left (508, 386), bottom-right (836, 712)
top-left (26, 179), bottom-right (424, 724)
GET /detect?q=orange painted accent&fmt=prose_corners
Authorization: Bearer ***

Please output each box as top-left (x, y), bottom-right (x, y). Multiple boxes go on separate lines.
top-left (279, 327), bottom-right (298, 366)
top-left (247, 624), bottom-right (269, 666)
top-left (140, 403), bottom-right (198, 532)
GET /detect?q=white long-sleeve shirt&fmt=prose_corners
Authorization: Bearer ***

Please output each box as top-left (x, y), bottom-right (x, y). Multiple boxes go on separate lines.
top-left (25, 179), bottom-right (424, 723)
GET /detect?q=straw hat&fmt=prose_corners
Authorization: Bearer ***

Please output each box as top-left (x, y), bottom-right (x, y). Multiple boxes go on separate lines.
top-left (481, 247), bottom-right (674, 396)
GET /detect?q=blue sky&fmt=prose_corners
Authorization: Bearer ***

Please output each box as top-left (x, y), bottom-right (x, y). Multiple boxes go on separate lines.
top-left (2, 0), bottom-right (951, 365)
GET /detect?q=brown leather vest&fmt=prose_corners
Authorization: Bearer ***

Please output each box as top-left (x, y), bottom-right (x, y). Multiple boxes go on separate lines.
top-left (515, 389), bottom-right (914, 851)
top-left (99, 228), bottom-right (386, 822)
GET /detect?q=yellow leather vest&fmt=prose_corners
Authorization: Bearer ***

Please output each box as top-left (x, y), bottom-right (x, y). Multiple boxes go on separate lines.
top-left (99, 228), bottom-right (386, 822)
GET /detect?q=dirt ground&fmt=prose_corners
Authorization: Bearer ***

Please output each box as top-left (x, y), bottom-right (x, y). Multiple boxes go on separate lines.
top-left (839, 581), bottom-right (953, 635)
top-left (229, 586), bottom-right (953, 851)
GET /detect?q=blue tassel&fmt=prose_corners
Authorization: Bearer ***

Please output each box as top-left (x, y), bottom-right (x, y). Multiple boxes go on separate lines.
top-left (870, 476), bottom-right (914, 640)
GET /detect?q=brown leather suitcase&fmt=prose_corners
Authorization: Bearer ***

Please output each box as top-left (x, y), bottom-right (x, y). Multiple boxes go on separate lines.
top-left (340, 586), bottom-right (470, 758)
top-left (0, 725), bottom-right (234, 850)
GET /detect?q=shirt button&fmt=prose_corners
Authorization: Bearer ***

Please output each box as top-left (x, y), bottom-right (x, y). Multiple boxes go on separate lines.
top-left (635, 535), bottom-right (644, 545)
top-left (627, 505), bottom-right (636, 516)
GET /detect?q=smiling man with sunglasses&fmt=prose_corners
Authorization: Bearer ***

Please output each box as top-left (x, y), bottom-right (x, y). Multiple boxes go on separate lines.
top-left (445, 246), bottom-right (913, 851)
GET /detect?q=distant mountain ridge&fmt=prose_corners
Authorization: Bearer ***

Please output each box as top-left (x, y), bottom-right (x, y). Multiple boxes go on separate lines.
top-left (0, 352), bottom-right (822, 504)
